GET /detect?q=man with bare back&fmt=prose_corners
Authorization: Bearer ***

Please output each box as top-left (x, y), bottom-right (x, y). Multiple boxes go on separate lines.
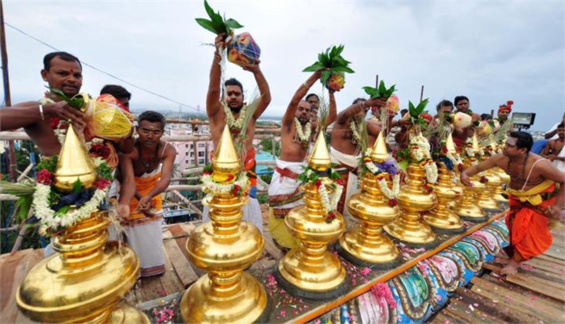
top-left (329, 97), bottom-right (387, 217)
top-left (268, 70), bottom-right (336, 249)
top-left (461, 131), bottom-right (564, 275)
top-left (202, 34), bottom-right (271, 233)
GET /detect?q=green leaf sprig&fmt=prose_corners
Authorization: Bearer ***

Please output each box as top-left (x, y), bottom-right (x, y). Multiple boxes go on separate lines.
top-left (48, 87), bottom-right (85, 110)
top-left (363, 80), bottom-right (396, 99)
top-left (195, 0), bottom-right (243, 37)
top-left (408, 99), bottom-right (430, 129)
top-left (303, 45), bottom-right (355, 85)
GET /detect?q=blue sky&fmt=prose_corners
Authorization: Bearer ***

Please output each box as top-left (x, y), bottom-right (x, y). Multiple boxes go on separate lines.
top-left (2, 0), bottom-right (564, 131)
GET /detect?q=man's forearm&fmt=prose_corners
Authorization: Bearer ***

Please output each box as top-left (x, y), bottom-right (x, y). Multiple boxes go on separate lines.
top-left (0, 104), bottom-right (42, 131)
top-left (545, 129), bottom-right (558, 139)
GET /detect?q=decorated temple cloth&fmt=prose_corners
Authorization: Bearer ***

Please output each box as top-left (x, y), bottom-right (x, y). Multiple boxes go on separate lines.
top-left (202, 147), bottom-right (263, 233)
top-left (505, 180), bottom-right (557, 261)
top-left (330, 146), bottom-right (361, 219)
top-left (553, 146), bottom-right (565, 172)
top-left (267, 159), bottom-right (304, 249)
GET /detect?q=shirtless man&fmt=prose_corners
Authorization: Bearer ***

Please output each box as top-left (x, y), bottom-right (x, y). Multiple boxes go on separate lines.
top-left (203, 33), bottom-right (271, 232)
top-left (330, 97), bottom-right (387, 216)
top-left (0, 52), bottom-right (85, 156)
top-left (268, 70), bottom-right (336, 249)
top-left (461, 131), bottom-right (564, 275)
top-left (117, 111), bottom-right (177, 277)
top-left (452, 96), bottom-right (480, 150)
top-left (541, 122), bottom-right (565, 172)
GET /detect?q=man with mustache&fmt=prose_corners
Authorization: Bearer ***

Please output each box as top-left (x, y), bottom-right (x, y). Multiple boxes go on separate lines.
top-left (0, 52), bottom-right (86, 156)
top-left (268, 70), bottom-right (337, 250)
top-left (117, 110), bottom-right (176, 277)
top-left (201, 34), bottom-right (271, 233)
top-left (461, 131), bottom-right (564, 275)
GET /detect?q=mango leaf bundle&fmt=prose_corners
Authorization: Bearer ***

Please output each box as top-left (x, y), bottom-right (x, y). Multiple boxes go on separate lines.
top-left (303, 45), bottom-right (354, 92)
top-left (195, 0), bottom-right (243, 38)
top-left (408, 98), bottom-right (432, 129)
top-left (363, 80), bottom-right (396, 99)
top-left (49, 87), bottom-right (86, 110)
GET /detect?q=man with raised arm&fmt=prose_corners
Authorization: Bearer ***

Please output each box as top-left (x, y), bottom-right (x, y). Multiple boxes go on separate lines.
top-left (202, 34), bottom-right (271, 233)
top-left (330, 97), bottom-right (387, 217)
top-left (117, 111), bottom-right (177, 277)
top-left (461, 131), bottom-right (564, 275)
top-left (268, 71), bottom-right (337, 250)
top-left (0, 52), bottom-right (86, 156)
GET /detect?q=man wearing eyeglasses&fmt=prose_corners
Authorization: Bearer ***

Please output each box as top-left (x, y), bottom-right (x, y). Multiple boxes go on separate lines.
top-left (117, 110), bottom-right (177, 277)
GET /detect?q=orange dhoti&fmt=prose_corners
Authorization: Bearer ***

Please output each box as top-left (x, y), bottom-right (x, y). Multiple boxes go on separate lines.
top-left (505, 180), bottom-right (557, 262)
top-left (122, 171), bottom-right (165, 277)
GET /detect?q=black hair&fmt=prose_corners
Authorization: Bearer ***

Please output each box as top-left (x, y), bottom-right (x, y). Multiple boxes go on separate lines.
top-left (352, 98), bottom-right (367, 105)
top-left (509, 131), bottom-right (534, 153)
top-left (400, 109), bottom-right (408, 116)
top-left (43, 51), bottom-right (82, 71)
top-left (225, 78), bottom-right (243, 92)
top-left (100, 85), bottom-right (131, 100)
top-left (306, 93), bottom-right (319, 101)
top-left (557, 122), bottom-right (564, 129)
top-left (454, 96), bottom-right (469, 106)
top-left (436, 100), bottom-right (453, 112)
top-left (481, 113), bottom-right (492, 121)
top-left (138, 111), bottom-right (166, 129)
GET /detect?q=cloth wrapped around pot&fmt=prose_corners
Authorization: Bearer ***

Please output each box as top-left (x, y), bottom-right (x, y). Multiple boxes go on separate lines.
top-left (85, 94), bottom-right (134, 141)
top-left (227, 32), bottom-right (261, 67)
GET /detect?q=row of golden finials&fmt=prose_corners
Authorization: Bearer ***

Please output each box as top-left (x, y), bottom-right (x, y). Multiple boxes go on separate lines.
top-left (15, 126), bottom-right (507, 323)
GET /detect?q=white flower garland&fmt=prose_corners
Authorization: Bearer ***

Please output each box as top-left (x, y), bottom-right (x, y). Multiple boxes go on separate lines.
top-left (33, 183), bottom-right (109, 235)
top-left (294, 118), bottom-right (312, 145)
top-left (318, 182), bottom-right (343, 214)
top-left (423, 160), bottom-right (439, 184)
top-left (409, 134), bottom-right (431, 162)
top-left (350, 121), bottom-right (362, 144)
top-left (377, 174), bottom-right (400, 199)
top-left (201, 172), bottom-right (249, 195)
top-left (223, 102), bottom-right (248, 131)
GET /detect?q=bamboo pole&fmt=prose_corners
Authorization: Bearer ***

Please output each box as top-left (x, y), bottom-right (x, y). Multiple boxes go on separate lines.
top-left (420, 85), bottom-right (425, 102)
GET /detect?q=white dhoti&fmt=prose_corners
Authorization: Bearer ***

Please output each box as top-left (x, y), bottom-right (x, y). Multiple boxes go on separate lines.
top-left (267, 159), bottom-right (305, 249)
top-left (329, 146), bottom-right (361, 219)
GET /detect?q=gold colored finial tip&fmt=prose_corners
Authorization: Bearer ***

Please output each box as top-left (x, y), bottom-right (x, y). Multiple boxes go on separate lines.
top-left (445, 133), bottom-right (457, 154)
top-left (54, 125), bottom-right (97, 192)
top-left (371, 131), bottom-right (390, 163)
top-left (308, 131), bottom-right (331, 171)
top-left (212, 125), bottom-right (241, 175)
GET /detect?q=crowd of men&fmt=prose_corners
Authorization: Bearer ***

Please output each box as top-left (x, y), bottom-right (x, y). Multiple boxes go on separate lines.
top-left (0, 45), bottom-right (563, 278)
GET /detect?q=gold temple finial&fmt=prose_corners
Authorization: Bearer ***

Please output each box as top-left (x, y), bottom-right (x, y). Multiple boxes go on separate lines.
top-left (213, 125), bottom-right (241, 175)
top-left (308, 130), bottom-right (331, 171)
top-left (445, 133), bottom-right (457, 154)
top-left (371, 131), bottom-right (390, 163)
top-left (472, 132), bottom-right (479, 153)
top-left (54, 125), bottom-right (96, 192)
